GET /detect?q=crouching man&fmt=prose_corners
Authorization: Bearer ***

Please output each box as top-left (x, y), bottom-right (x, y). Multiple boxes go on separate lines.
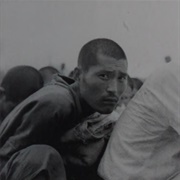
top-left (0, 38), bottom-right (128, 180)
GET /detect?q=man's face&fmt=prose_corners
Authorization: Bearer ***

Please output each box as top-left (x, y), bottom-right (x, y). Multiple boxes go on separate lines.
top-left (79, 53), bottom-right (128, 114)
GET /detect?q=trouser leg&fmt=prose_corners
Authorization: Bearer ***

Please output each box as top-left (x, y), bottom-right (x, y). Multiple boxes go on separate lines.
top-left (0, 145), bottom-right (66, 180)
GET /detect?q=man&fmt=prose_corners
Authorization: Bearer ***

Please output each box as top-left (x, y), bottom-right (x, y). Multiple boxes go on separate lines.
top-left (66, 65), bottom-right (121, 179)
top-left (115, 75), bottom-right (134, 115)
top-left (119, 76), bottom-right (143, 107)
top-left (98, 62), bottom-right (180, 180)
top-left (0, 65), bottom-right (43, 125)
top-left (119, 75), bottom-right (134, 106)
top-left (0, 38), bottom-right (128, 180)
top-left (39, 66), bottom-right (59, 85)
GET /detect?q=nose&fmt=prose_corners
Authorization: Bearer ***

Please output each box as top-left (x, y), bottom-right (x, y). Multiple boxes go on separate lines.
top-left (107, 80), bottom-right (118, 95)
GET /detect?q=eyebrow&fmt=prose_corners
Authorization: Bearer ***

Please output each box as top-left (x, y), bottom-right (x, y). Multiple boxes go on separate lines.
top-left (119, 72), bottom-right (128, 77)
top-left (98, 70), bottom-right (128, 77)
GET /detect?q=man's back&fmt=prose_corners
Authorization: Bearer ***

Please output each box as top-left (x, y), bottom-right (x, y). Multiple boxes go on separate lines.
top-left (0, 76), bottom-right (80, 168)
top-left (98, 63), bottom-right (180, 180)
top-left (0, 66), bottom-right (43, 124)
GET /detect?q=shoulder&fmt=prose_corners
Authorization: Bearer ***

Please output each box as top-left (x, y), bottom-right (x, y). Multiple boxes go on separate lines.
top-left (18, 84), bottom-right (76, 114)
top-left (40, 85), bottom-right (73, 103)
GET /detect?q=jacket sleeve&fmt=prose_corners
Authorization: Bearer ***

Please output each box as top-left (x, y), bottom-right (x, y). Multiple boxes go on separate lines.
top-left (59, 112), bottom-right (119, 168)
top-left (0, 90), bottom-right (67, 160)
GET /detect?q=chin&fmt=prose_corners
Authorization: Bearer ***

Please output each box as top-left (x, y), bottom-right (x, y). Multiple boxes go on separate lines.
top-left (98, 108), bottom-right (114, 114)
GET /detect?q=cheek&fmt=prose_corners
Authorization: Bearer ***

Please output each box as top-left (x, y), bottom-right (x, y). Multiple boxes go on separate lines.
top-left (85, 77), bottom-right (106, 95)
top-left (118, 82), bottom-right (127, 96)
top-left (91, 82), bottom-right (105, 93)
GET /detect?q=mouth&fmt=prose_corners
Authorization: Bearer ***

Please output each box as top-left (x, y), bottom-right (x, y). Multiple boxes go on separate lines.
top-left (103, 97), bottom-right (119, 106)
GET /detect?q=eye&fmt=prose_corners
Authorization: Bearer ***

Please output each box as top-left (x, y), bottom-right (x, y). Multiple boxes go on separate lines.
top-left (118, 75), bottom-right (126, 81)
top-left (98, 74), bottom-right (109, 80)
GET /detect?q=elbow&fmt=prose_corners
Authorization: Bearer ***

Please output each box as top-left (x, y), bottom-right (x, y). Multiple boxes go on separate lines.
top-left (80, 156), bottom-right (97, 167)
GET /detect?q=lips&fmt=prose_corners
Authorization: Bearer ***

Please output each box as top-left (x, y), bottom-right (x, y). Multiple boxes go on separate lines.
top-left (103, 97), bottom-right (119, 105)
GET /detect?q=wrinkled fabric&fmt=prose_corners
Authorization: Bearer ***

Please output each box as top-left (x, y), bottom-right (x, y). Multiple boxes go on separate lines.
top-left (0, 145), bottom-right (66, 180)
top-left (60, 111), bottom-right (120, 168)
top-left (0, 75), bottom-right (114, 180)
top-left (75, 111), bottom-right (120, 140)
top-left (0, 76), bottom-right (80, 169)
top-left (98, 63), bottom-right (180, 180)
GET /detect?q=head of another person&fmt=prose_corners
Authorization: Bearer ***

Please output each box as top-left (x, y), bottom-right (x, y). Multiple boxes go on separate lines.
top-left (0, 65), bottom-right (43, 121)
top-left (120, 76), bottom-right (143, 106)
top-left (132, 78), bottom-right (143, 93)
top-left (39, 66), bottom-right (59, 85)
top-left (120, 75), bottom-right (134, 106)
top-left (76, 38), bottom-right (128, 114)
top-left (68, 68), bottom-right (79, 81)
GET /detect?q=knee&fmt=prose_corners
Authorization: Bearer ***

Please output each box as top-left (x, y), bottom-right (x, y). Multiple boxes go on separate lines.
top-left (28, 145), bottom-right (61, 157)
top-left (26, 145), bottom-right (66, 180)
top-left (24, 145), bottom-right (64, 166)
top-left (0, 145), bottom-right (66, 180)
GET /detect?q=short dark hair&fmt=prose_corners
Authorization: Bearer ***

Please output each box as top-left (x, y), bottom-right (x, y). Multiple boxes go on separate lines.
top-left (39, 66), bottom-right (59, 84)
top-left (1, 65), bottom-right (43, 103)
top-left (78, 38), bottom-right (127, 71)
top-left (39, 66), bottom-right (59, 75)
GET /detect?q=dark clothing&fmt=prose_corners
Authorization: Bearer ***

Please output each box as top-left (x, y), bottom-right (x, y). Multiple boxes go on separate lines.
top-left (0, 75), bottom-right (107, 180)
top-left (0, 145), bottom-right (66, 180)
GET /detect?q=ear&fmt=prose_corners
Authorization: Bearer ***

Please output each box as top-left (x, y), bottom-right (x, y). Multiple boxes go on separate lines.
top-left (0, 87), bottom-right (5, 98)
top-left (73, 67), bottom-right (82, 81)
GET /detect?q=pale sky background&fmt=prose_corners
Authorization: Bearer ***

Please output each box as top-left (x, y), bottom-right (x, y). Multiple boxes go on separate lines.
top-left (0, 0), bottom-right (179, 78)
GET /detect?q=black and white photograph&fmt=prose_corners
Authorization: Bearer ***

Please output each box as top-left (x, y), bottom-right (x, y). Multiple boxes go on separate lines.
top-left (0, 0), bottom-right (179, 179)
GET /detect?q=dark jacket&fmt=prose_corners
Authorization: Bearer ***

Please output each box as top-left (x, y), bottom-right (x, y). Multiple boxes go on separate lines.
top-left (0, 75), bottom-right (107, 179)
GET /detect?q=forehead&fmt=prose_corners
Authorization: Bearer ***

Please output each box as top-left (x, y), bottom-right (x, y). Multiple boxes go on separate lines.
top-left (88, 53), bottom-right (128, 74)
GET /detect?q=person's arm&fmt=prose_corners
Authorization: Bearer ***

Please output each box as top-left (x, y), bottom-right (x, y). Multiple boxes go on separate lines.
top-left (0, 91), bottom-right (66, 158)
top-left (60, 111), bottom-right (120, 167)
top-left (60, 111), bottom-right (120, 144)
